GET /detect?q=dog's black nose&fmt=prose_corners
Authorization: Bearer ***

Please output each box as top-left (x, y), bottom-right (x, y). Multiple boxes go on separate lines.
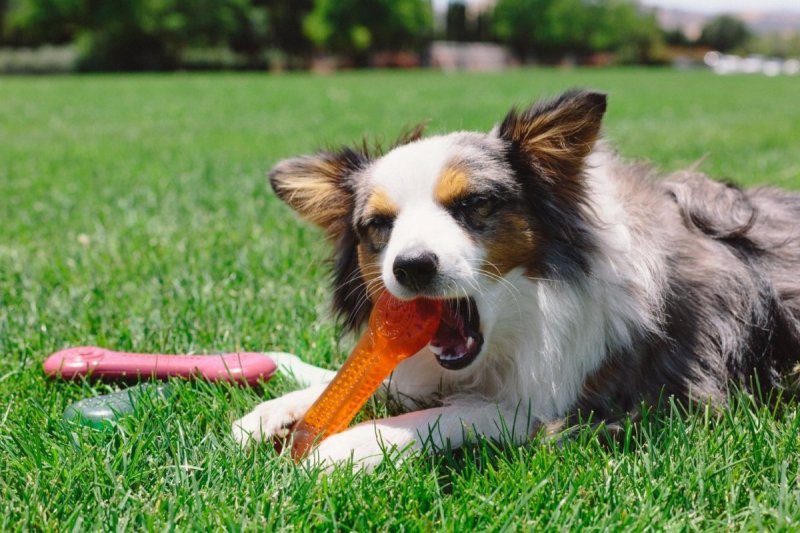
top-left (393, 252), bottom-right (439, 291)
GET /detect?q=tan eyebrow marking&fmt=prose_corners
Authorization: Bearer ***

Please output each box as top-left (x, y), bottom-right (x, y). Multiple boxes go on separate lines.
top-left (434, 165), bottom-right (471, 206)
top-left (365, 187), bottom-right (398, 218)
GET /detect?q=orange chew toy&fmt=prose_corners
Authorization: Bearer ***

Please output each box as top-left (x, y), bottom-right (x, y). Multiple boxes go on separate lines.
top-left (291, 291), bottom-right (442, 460)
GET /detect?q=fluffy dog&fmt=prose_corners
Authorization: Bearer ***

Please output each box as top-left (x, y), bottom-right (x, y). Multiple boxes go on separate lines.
top-left (233, 90), bottom-right (800, 469)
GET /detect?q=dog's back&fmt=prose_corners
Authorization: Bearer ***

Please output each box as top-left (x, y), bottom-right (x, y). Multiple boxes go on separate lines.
top-left (747, 187), bottom-right (800, 321)
top-left (577, 168), bottom-right (800, 420)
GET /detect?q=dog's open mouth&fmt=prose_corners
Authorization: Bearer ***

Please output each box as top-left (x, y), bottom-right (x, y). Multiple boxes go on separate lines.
top-left (428, 297), bottom-right (483, 370)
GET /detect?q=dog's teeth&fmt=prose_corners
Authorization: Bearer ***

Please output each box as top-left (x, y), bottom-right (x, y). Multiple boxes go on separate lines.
top-left (428, 344), bottom-right (443, 356)
top-left (466, 337), bottom-right (475, 350)
top-left (435, 349), bottom-right (466, 361)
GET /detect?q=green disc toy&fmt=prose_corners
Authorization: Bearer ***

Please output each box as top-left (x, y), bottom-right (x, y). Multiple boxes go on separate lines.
top-left (63, 383), bottom-right (171, 429)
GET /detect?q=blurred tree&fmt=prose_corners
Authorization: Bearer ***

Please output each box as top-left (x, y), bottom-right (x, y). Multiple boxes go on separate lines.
top-left (663, 28), bottom-right (691, 47)
top-left (1, 0), bottom-right (8, 44)
top-left (493, 0), bottom-right (551, 61)
top-left (261, 0), bottom-right (313, 68)
top-left (443, 1), bottom-right (493, 42)
top-left (473, 10), bottom-right (493, 42)
top-left (3, 0), bottom-right (81, 45)
top-left (698, 15), bottom-right (750, 52)
top-left (79, 0), bottom-right (259, 70)
top-left (742, 32), bottom-right (800, 59)
top-left (745, 31), bottom-right (800, 59)
top-left (546, 0), bottom-right (594, 57)
top-left (303, 0), bottom-right (433, 65)
top-left (594, 1), bottom-right (666, 64)
top-left (494, 0), bottom-right (665, 64)
top-left (227, 1), bottom-right (272, 66)
top-left (445, 1), bottom-right (468, 41)
top-left (5, 0), bottom-right (264, 70)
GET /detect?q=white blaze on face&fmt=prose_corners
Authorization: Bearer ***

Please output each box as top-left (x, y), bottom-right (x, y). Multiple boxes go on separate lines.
top-left (367, 135), bottom-right (483, 300)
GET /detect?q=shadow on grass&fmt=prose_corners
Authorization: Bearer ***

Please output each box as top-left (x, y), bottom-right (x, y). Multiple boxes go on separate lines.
top-left (420, 385), bottom-right (800, 495)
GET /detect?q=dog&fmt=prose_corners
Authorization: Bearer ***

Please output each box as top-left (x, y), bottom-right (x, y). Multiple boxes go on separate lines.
top-left (232, 89), bottom-right (800, 470)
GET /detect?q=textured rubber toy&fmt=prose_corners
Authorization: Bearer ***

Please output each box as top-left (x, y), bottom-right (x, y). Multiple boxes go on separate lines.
top-left (43, 347), bottom-right (276, 386)
top-left (291, 292), bottom-right (442, 460)
top-left (63, 383), bottom-right (171, 429)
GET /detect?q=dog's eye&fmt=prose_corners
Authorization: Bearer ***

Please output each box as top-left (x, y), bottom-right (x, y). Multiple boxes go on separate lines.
top-left (358, 214), bottom-right (394, 252)
top-left (366, 215), bottom-right (393, 230)
top-left (451, 194), bottom-right (499, 230)
top-left (459, 195), bottom-right (489, 210)
top-left (458, 194), bottom-right (495, 218)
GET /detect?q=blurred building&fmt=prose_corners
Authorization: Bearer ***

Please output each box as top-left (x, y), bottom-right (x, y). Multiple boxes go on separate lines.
top-left (430, 41), bottom-right (512, 71)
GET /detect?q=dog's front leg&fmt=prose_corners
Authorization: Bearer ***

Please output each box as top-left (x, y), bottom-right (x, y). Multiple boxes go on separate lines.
top-left (232, 352), bottom-right (340, 447)
top-left (232, 383), bottom-right (328, 447)
top-left (307, 402), bottom-right (540, 471)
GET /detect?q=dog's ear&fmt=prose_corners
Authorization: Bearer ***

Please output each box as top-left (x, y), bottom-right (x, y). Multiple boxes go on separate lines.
top-left (269, 148), bottom-right (370, 331)
top-left (497, 90), bottom-right (607, 183)
top-left (269, 148), bottom-right (367, 239)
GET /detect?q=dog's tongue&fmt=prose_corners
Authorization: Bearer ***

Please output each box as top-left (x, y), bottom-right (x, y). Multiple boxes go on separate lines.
top-left (428, 302), bottom-right (482, 370)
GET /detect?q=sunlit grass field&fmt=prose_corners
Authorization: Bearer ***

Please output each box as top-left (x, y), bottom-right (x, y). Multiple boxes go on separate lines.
top-left (1, 69), bottom-right (800, 530)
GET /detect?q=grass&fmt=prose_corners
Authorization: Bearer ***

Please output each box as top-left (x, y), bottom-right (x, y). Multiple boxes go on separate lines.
top-left (1, 68), bottom-right (800, 530)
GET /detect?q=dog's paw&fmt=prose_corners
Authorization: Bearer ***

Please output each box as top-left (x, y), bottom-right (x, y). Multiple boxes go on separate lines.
top-left (303, 422), bottom-right (419, 472)
top-left (232, 385), bottom-right (325, 448)
top-left (232, 397), bottom-right (305, 448)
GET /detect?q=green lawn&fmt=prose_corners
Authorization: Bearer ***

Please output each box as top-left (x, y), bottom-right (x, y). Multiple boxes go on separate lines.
top-left (1, 69), bottom-right (800, 530)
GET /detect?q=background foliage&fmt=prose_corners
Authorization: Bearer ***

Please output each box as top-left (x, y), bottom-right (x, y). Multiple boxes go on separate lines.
top-left (697, 14), bottom-right (751, 53)
top-left (492, 0), bottom-right (665, 64)
top-left (0, 0), bottom-right (685, 70)
top-left (303, 0), bottom-right (432, 65)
